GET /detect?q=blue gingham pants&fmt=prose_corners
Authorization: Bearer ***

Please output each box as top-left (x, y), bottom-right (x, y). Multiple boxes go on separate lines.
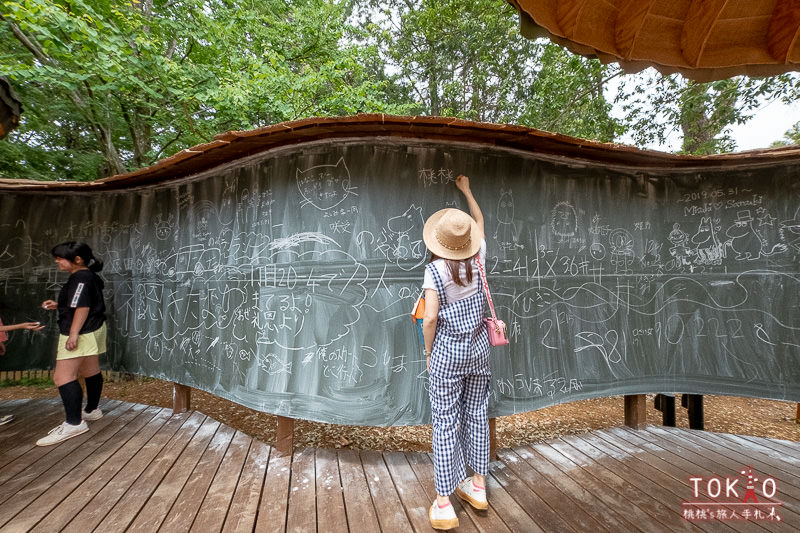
top-left (427, 263), bottom-right (490, 496)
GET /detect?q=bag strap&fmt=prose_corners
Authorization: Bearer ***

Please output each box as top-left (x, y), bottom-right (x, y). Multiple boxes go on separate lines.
top-left (474, 256), bottom-right (498, 321)
top-left (427, 262), bottom-right (447, 306)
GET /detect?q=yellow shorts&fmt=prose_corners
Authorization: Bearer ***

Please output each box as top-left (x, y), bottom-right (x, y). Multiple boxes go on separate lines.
top-left (56, 323), bottom-right (107, 360)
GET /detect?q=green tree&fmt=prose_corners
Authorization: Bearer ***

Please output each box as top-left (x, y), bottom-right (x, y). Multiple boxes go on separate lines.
top-left (354, 0), bottom-right (623, 141)
top-left (771, 121), bottom-right (800, 147)
top-left (617, 71), bottom-right (800, 154)
top-left (0, 0), bottom-right (404, 181)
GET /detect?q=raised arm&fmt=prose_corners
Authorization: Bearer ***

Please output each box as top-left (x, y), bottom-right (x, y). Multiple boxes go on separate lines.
top-left (455, 175), bottom-right (484, 239)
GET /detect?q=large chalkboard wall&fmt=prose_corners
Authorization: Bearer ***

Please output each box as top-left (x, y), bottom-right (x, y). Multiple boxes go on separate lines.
top-left (2, 133), bottom-right (800, 425)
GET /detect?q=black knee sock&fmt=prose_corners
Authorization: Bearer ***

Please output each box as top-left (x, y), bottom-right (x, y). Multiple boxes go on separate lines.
top-left (58, 380), bottom-right (83, 425)
top-left (84, 372), bottom-right (103, 412)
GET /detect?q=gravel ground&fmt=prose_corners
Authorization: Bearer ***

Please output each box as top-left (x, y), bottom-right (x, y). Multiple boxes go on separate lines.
top-left (1, 377), bottom-right (797, 451)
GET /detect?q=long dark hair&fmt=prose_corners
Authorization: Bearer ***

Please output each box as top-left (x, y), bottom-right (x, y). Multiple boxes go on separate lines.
top-left (51, 241), bottom-right (104, 272)
top-left (430, 253), bottom-right (474, 287)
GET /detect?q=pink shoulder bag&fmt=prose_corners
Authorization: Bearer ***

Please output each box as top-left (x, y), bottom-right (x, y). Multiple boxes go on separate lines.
top-left (475, 256), bottom-right (510, 346)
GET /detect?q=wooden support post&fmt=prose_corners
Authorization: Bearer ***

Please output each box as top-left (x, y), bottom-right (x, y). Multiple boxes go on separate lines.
top-left (275, 415), bottom-right (295, 456)
top-left (624, 394), bottom-right (647, 429)
top-left (681, 394), bottom-right (704, 430)
top-left (172, 382), bottom-right (191, 414)
top-left (489, 418), bottom-right (497, 461)
top-left (654, 394), bottom-right (676, 426)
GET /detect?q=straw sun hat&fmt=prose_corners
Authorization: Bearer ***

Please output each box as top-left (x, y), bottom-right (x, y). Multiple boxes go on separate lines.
top-left (422, 208), bottom-right (481, 260)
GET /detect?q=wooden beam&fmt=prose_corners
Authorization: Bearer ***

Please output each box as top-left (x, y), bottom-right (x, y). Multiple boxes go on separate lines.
top-left (615, 0), bottom-right (656, 59)
top-left (767, 0), bottom-right (800, 63)
top-left (172, 382), bottom-right (191, 413)
top-left (624, 394), bottom-right (647, 429)
top-left (796, 403), bottom-right (799, 424)
top-left (681, 0), bottom-right (729, 67)
top-left (275, 416), bottom-right (294, 456)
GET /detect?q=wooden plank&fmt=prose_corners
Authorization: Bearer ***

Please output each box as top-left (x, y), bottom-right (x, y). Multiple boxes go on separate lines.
top-left (315, 448), bottom-right (348, 533)
top-left (30, 407), bottom-right (173, 532)
top-left (193, 430), bottom-right (255, 533)
top-left (611, 427), bottom-right (799, 532)
top-left (62, 409), bottom-right (197, 532)
top-left (589, 429), bottom-right (746, 533)
top-left (0, 399), bottom-right (121, 462)
top-left (638, 426), bottom-right (800, 516)
top-left (737, 434), bottom-right (800, 466)
top-left (404, 452), bottom-right (486, 533)
top-left (125, 417), bottom-right (223, 531)
top-left (285, 447), bottom-right (317, 533)
top-left (624, 394), bottom-right (647, 429)
top-left (544, 437), bottom-right (691, 532)
top-left (254, 445), bottom-right (292, 533)
top-left (79, 411), bottom-right (208, 533)
top-left (382, 451), bottom-right (435, 532)
top-left (796, 403), bottom-right (799, 424)
top-left (506, 444), bottom-right (643, 532)
top-left (560, 433), bottom-right (730, 533)
top-left (484, 458), bottom-right (547, 532)
top-left (360, 449), bottom-right (413, 533)
top-left (493, 448), bottom-right (578, 532)
top-left (0, 400), bottom-right (133, 506)
top-left (159, 423), bottom-right (237, 532)
top-left (7, 405), bottom-right (163, 531)
top-left (221, 440), bottom-right (271, 533)
top-left (0, 398), bottom-right (62, 452)
top-left (646, 427), bottom-right (800, 497)
top-left (337, 449), bottom-right (382, 533)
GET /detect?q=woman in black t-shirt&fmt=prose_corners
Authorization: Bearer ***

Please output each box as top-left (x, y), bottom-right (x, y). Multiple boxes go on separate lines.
top-left (37, 242), bottom-right (107, 446)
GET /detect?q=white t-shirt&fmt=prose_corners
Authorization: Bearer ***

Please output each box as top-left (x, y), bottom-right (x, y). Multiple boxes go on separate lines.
top-left (422, 239), bottom-right (486, 304)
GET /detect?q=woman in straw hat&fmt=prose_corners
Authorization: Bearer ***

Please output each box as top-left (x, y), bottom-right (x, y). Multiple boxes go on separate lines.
top-left (421, 175), bottom-right (490, 529)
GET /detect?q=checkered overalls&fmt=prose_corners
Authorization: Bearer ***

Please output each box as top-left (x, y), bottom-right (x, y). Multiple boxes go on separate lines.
top-left (427, 262), bottom-right (490, 496)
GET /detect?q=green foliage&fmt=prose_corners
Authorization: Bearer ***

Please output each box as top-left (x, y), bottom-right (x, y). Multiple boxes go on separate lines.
top-left (354, 0), bottom-right (623, 141)
top-left (2, 0), bottom-right (799, 179)
top-left (772, 121), bottom-right (800, 147)
top-left (0, 375), bottom-right (54, 387)
top-left (0, 0), bottom-right (404, 180)
top-left (617, 71), bottom-right (800, 154)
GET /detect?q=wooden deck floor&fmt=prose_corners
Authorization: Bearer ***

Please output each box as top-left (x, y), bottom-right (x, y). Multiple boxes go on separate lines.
top-left (0, 398), bottom-right (797, 532)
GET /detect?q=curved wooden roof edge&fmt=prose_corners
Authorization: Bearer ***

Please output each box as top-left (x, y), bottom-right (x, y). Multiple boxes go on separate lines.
top-left (510, 0), bottom-right (800, 83)
top-left (2, 113), bottom-right (800, 192)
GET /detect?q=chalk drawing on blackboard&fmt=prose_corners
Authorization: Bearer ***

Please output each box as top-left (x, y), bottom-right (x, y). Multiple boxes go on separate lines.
top-left (0, 220), bottom-right (32, 269)
top-left (153, 214), bottom-right (175, 241)
top-left (691, 216), bottom-right (725, 265)
top-left (608, 229), bottom-right (634, 273)
top-left (257, 353), bottom-right (293, 375)
top-left (758, 212), bottom-right (776, 226)
top-left (588, 214), bottom-right (606, 260)
top-left (779, 205), bottom-right (800, 252)
top-left (754, 323), bottom-right (776, 346)
top-left (495, 190), bottom-right (521, 252)
top-left (376, 204), bottom-right (426, 269)
top-left (296, 157), bottom-right (358, 211)
top-left (258, 233), bottom-right (370, 351)
top-left (725, 210), bottom-right (786, 260)
top-left (551, 201), bottom-right (577, 242)
top-left (269, 232), bottom-right (338, 251)
top-left (668, 223), bottom-right (692, 269)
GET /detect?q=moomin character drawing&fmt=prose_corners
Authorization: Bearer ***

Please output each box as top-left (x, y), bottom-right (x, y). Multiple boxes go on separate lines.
top-left (725, 210), bottom-right (786, 260)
